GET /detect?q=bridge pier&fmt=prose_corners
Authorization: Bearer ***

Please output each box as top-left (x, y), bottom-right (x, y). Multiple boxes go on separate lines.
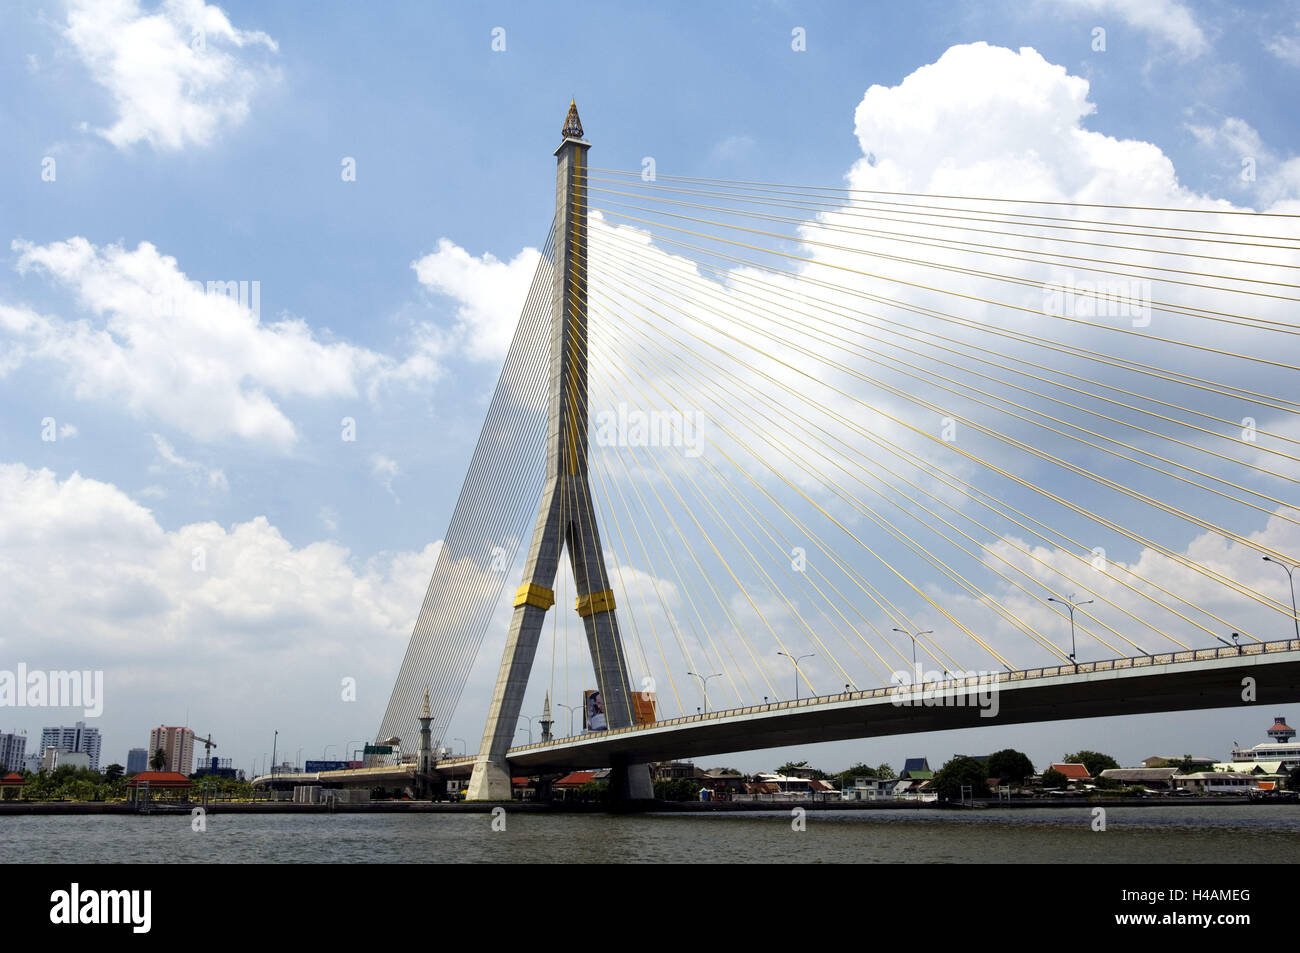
top-left (467, 760), bottom-right (514, 801)
top-left (608, 756), bottom-right (653, 802)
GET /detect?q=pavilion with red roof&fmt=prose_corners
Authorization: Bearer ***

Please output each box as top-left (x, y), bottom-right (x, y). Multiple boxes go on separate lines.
top-left (126, 771), bottom-right (193, 802)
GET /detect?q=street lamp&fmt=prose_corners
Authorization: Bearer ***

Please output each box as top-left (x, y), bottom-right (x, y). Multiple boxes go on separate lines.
top-left (777, 652), bottom-right (814, 701)
top-left (1212, 632), bottom-right (1244, 656)
top-left (1263, 556), bottom-right (1300, 640)
top-left (270, 730), bottom-right (278, 780)
top-left (686, 671), bottom-right (723, 712)
top-left (517, 715), bottom-right (540, 744)
top-left (1048, 594), bottom-right (1093, 670)
top-left (893, 628), bottom-right (934, 674)
top-left (453, 737), bottom-right (467, 757)
top-left (557, 702), bottom-right (579, 736)
top-left (295, 747), bottom-right (303, 773)
top-left (322, 744), bottom-right (336, 762)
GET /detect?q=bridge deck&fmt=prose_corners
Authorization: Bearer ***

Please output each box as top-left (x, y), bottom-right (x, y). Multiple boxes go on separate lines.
top-left (494, 639), bottom-right (1300, 772)
top-left (254, 640), bottom-right (1300, 785)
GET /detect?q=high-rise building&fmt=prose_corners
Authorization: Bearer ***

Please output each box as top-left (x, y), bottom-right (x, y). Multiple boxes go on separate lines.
top-left (126, 748), bottom-right (148, 775)
top-left (39, 721), bottom-right (102, 772)
top-left (0, 731), bottom-right (26, 772)
top-left (148, 726), bottom-right (194, 775)
top-left (42, 748), bottom-right (90, 771)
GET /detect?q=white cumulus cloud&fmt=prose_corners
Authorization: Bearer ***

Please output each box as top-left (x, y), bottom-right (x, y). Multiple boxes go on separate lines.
top-left (63, 0), bottom-right (279, 151)
top-left (0, 463), bottom-right (439, 768)
top-left (3, 237), bottom-right (444, 447)
top-left (411, 239), bottom-right (543, 362)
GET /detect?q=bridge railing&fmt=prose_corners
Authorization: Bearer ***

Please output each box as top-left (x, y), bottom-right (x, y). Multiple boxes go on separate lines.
top-left (507, 637), bottom-right (1300, 753)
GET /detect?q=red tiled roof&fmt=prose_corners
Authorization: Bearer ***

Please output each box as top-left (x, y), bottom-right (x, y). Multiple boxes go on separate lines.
top-left (554, 771), bottom-right (598, 787)
top-left (1050, 762), bottom-right (1091, 779)
top-left (1, 772), bottom-right (25, 784)
top-left (126, 771), bottom-right (192, 787)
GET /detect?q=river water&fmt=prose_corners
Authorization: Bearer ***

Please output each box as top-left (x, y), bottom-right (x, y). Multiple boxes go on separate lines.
top-left (4, 805), bottom-right (1300, 863)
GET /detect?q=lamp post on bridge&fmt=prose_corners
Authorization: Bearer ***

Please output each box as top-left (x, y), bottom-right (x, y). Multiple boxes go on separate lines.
top-left (1048, 594), bottom-right (1092, 670)
top-left (893, 628), bottom-right (934, 676)
top-left (686, 671), bottom-right (723, 713)
top-left (453, 737), bottom-right (467, 756)
top-left (517, 715), bottom-right (541, 745)
top-left (777, 652), bottom-right (814, 701)
top-left (557, 703), bottom-right (579, 736)
top-left (1212, 632), bottom-right (1243, 656)
top-left (1263, 556), bottom-right (1300, 640)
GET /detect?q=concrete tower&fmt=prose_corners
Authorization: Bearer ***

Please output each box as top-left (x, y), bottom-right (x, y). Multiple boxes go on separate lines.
top-left (466, 102), bottom-right (651, 801)
top-left (417, 689), bottom-right (434, 774)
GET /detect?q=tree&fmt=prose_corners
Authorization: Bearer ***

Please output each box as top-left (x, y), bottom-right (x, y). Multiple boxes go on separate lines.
top-left (835, 762), bottom-right (878, 787)
top-left (654, 778), bottom-right (703, 801)
top-left (775, 760), bottom-right (828, 780)
top-left (572, 780), bottom-right (609, 803)
top-left (103, 763), bottom-right (124, 783)
top-left (1041, 768), bottom-right (1069, 789)
top-left (150, 748), bottom-right (166, 771)
top-left (932, 756), bottom-right (990, 801)
top-left (987, 749), bottom-right (1035, 785)
top-left (874, 763), bottom-right (897, 781)
top-left (1063, 750), bottom-right (1118, 777)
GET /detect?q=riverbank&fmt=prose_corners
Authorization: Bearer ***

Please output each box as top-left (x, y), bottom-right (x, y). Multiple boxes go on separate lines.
top-left (0, 796), bottom-right (1253, 815)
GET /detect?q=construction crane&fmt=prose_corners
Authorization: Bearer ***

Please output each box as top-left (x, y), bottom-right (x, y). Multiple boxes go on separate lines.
top-left (194, 733), bottom-right (217, 772)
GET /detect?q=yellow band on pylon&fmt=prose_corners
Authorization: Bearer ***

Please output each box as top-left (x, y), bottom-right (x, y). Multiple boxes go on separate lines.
top-left (575, 589), bottom-right (616, 617)
top-left (514, 583), bottom-right (555, 610)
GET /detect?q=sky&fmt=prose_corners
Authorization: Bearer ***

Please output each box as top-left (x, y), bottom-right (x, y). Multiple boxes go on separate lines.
top-left (1, 0), bottom-right (1299, 777)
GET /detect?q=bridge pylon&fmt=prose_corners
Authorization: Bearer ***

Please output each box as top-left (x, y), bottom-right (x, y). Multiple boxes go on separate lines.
top-left (466, 102), bottom-right (652, 801)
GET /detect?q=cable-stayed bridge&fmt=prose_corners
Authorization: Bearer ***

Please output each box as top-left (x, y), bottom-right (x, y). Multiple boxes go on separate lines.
top-left (259, 102), bottom-right (1300, 799)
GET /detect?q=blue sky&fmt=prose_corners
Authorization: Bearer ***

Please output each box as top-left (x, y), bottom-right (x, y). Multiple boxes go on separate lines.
top-left (1, 0), bottom-right (1299, 776)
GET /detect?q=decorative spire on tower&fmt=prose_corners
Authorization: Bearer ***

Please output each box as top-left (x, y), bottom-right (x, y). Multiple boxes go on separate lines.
top-left (562, 99), bottom-right (584, 140)
top-left (540, 690), bottom-right (554, 743)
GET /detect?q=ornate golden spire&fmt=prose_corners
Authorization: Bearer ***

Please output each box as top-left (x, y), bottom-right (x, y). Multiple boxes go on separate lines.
top-left (562, 99), bottom-right (584, 139)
